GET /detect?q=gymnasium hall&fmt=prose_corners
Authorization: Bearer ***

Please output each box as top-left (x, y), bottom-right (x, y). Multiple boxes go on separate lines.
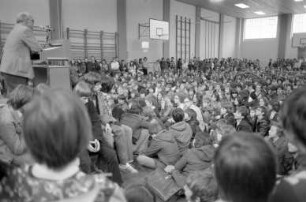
top-left (0, 0), bottom-right (306, 201)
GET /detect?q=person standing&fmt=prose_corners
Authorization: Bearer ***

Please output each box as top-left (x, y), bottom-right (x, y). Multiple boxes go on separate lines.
top-left (0, 12), bottom-right (42, 94)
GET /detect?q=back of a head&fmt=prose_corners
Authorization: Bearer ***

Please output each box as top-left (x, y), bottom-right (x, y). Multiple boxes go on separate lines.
top-left (101, 76), bottom-right (115, 93)
top-left (172, 108), bottom-right (185, 123)
top-left (281, 87), bottom-right (306, 147)
top-left (82, 72), bottom-right (101, 85)
top-left (186, 170), bottom-right (218, 202)
top-left (23, 89), bottom-right (92, 170)
top-left (214, 133), bottom-right (276, 202)
top-left (112, 105), bottom-right (125, 121)
top-left (7, 84), bottom-right (34, 110)
top-left (16, 12), bottom-right (32, 24)
top-left (74, 81), bottom-right (92, 97)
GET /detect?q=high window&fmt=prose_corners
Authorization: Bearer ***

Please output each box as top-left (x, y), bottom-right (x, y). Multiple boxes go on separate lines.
top-left (292, 14), bottom-right (306, 34)
top-left (244, 17), bottom-right (278, 40)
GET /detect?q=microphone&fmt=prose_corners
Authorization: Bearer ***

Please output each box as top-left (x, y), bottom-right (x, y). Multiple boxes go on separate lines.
top-left (38, 25), bottom-right (54, 31)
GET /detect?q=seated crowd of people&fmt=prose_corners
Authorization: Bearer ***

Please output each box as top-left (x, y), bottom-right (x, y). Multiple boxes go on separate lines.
top-left (0, 56), bottom-right (306, 202)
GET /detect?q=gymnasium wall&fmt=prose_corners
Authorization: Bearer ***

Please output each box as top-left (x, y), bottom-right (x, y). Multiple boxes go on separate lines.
top-left (126, 0), bottom-right (163, 62)
top-left (222, 15), bottom-right (237, 58)
top-left (286, 37), bottom-right (298, 59)
top-left (61, 0), bottom-right (117, 32)
top-left (284, 15), bottom-right (298, 59)
top-left (0, 0), bottom-right (49, 26)
top-left (0, 0), bottom-right (299, 62)
top-left (199, 8), bottom-right (220, 59)
top-left (241, 14), bottom-right (299, 63)
top-left (241, 38), bottom-right (279, 65)
top-left (169, 0), bottom-right (196, 59)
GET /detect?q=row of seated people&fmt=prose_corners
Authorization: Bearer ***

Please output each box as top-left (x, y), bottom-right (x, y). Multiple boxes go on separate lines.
top-left (71, 56), bottom-right (306, 79)
top-left (0, 82), bottom-right (305, 202)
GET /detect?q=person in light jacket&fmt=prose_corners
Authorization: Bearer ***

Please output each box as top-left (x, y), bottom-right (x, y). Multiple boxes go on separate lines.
top-left (0, 12), bottom-right (42, 94)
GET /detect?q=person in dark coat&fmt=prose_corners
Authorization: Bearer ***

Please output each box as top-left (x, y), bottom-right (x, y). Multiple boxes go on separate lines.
top-left (219, 105), bottom-right (235, 127)
top-left (164, 133), bottom-right (215, 177)
top-left (74, 81), bottom-right (122, 185)
top-left (169, 108), bottom-right (193, 155)
top-left (234, 106), bottom-right (252, 132)
top-left (137, 120), bottom-right (180, 169)
top-left (254, 106), bottom-right (270, 137)
top-left (86, 56), bottom-right (100, 73)
top-left (266, 122), bottom-right (293, 175)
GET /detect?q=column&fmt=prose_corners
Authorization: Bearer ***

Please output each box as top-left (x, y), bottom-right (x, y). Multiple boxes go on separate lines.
top-left (49, 0), bottom-right (62, 40)
top-left (117, 0), bottom-right (127, 60)
top-left (278, 14), bottom-right (291, 58)
top-left (235, 18), bottom-right (243, 58)
top-left (195, 6), bottom-right (201, 58)
top-left (163, 0), bottom-right (170, 58)
top-left (218, 14), bottom-right (224, 58)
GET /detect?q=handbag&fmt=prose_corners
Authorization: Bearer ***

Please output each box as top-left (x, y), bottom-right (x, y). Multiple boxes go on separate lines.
top-left (146, 167), bottom-right (182, 201)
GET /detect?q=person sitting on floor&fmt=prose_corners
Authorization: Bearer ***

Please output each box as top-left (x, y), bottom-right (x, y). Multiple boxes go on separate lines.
top-left (137, 120), bottom-right (180, 169)
top-left (110, 106), bottom-right (138, 174)
top-left (169, 108), bottom-right (193, 155)
top-left (74, 81), bottom-right (123, 185)
top-left (120, 103), bottom-right (151, 153)
top-left (234, 106), bottom-right (252, 132)
top-left (164, 133), bottom-right (215, 177)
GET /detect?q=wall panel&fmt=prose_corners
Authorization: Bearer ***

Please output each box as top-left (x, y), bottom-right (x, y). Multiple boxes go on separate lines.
top-left (126, 0), bottom-right (163, 62)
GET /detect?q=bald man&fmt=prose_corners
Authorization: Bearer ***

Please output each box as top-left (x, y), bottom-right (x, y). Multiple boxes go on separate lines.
top-left (0, 12), bottom-right (42, 94)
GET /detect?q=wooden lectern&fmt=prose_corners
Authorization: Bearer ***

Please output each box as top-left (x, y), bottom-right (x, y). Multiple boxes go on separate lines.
top-left (33, 40), bottom-right (71, 90)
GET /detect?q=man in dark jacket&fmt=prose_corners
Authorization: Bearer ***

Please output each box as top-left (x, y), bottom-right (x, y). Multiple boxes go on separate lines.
top-left (254, 106), bottom-right (270, 137)
top-left (74, 81), bottom-right (122, 185)
top-left (169, 108), bottom-right (193, 155)
top-left (137, 120), bottom-right (180, 168)
top-left (164, 133), bottom-right (215, 177)
top-left (234, 106), bottom-right (252, 132)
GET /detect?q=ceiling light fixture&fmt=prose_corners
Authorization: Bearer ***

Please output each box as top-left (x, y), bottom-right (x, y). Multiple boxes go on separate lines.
top-left (235, 3), bottom-right (250, 9)
top-left (254, 11), bottom-right (266, 15)
top-left (294, 0), bottom-right (303, 2)
top-left (304, 5), bottom-right (306, 8)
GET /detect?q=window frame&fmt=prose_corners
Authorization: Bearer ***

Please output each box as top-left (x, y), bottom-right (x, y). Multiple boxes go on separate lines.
top-left (243, 16), bottom-right (279, 40)
top-left (292, 13), bottom-right (306, 34)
